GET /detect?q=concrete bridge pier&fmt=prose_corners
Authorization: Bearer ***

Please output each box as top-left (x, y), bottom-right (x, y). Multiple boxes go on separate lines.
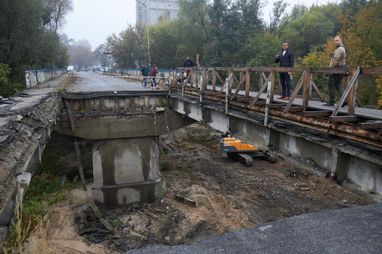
top-left (56, 93), bottom-right (195, 207)
top-left (92, 137), bottom-right (163, 207)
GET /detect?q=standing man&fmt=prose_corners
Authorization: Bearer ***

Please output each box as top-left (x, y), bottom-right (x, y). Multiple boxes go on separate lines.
top-left (183, 56), bottom-right (196, 80)
top-left (141, 64), bottom-right (150, 87)
top-left (275, 41), bottom-right (294, 100)
top-left (324, 35), bottom-right (346, 106)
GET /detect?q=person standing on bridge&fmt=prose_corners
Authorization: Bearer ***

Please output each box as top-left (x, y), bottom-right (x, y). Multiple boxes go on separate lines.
top-left (324, 35), bottom-right (347, 106)
top-left (275, 41), bottom-right (294, 100)
top-left (183, 56), bottom-right (196, 81)
top-left (141, 64), bottom-right (150, 87)
top-left (150, 64), bottom-right (159, 87)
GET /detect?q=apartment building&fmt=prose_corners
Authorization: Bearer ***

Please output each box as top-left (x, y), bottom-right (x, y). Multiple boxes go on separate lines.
top-left (136, 0), bottom-right (179, 25)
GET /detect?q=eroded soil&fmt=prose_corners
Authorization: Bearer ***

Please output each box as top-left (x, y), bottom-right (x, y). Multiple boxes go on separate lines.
top-left (24, 124), bottom-right (372, 253)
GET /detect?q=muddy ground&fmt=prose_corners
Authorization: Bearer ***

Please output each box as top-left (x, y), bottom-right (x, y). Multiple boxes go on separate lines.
top-left (23, 124), bottom-right (372, 253)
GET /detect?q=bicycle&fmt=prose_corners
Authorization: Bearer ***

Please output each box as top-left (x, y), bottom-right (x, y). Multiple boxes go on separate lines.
top-left (141, 74), bottom-right (168, 89)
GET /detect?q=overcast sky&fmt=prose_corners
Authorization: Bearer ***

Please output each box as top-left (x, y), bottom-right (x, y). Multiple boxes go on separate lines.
top-left (62, 0), bottom-right (339, 50)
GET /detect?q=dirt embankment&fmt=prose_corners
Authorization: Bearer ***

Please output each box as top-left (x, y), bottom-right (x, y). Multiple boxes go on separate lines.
top-left (24, 124), bottom-right (372, 253)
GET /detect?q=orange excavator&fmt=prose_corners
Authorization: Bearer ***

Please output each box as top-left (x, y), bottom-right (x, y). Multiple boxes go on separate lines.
top-left (220, 133), bottom-right (276, 167)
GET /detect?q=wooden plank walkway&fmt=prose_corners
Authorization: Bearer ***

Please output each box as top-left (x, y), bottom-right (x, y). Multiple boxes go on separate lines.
top-left (202, 84), bottom-right (382, 121)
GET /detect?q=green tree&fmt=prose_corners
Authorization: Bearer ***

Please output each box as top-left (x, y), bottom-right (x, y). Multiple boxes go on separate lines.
top-left (341, 0), bottom-right (382, 66)
top-left (0, 0), bottom-right (72, 96)
top-left (278, 7), bottom-right (337, 57)
top-left (149, 21), bottom-right (178, 68)
top-left (245, 32), bottom-right (280, 67)
top-left (176, 0), bottom-right (210, 65)
top-left (107, 26), bottom-right (145, 68)
top-left (0, 64), bottom-right (23, 96)
top-left (207, 0), bottom-right (231, 66)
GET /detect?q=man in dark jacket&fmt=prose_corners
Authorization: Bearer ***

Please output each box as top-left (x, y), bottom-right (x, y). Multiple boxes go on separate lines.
top-left (141, 65), bottom-right (150, 87)
top-left (183, 56), bottom-right (196, 80)
top-left (275, 41), bottom-right (294, 99)
top-left (183, 56), bottom-right (196, 68)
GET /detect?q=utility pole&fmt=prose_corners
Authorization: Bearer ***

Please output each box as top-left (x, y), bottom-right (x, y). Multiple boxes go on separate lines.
top-left (137, 0), bottom-right (151, 65)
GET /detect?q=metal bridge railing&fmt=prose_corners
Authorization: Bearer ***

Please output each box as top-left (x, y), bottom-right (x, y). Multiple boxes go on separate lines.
top-left (169, 66), bottom-right (382, 147)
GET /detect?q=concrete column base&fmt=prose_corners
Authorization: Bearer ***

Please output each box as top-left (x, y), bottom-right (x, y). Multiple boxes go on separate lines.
top-left (92, 137), bottom-right (163, 207)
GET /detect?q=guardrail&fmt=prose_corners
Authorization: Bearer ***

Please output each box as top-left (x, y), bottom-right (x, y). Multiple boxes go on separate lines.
top-left (171, 66), bottom-right (382, 121)
top-left (168, 66), bottom-right (382, 147)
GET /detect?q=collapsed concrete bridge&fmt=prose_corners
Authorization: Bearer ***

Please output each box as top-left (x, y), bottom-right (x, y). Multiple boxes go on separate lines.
top-left (56, 91), bottom-right (194, 207)
top-left (0, 67), bottom-right (381, 247)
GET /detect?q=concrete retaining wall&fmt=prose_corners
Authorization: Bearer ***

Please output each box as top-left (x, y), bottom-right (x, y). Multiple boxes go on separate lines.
top-left (25, 69), bottom-right (66, 88)
top-left (169, 96), bottom-right (382, 196)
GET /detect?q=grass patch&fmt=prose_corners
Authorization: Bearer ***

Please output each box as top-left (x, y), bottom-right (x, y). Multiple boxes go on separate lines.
top-left (23, 173), bottom-right (78, 216)
top-left (1, 154), bottom-right (80, 253)
top-left (58, 76), bottom-right (77, 92)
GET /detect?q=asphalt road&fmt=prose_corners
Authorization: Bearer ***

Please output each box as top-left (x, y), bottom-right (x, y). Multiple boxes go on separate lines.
top-left (65, 72), bottom-right (148, 92)
top-left (126, 203), bottom-right (382, 254)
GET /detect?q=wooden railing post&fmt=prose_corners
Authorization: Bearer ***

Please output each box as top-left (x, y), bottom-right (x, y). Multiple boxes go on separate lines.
top-left (331, 66), bottom-right (360, 118)
top-left (212, 69), bottom-right (217, 91)
top-left (200, 69), bottom-right (206, 103)
top-left (269, 70), bottom-right (275, 104)
top-left (347, 67), bottom-right (357, 116)
top-left (190, 69), bottom-right (194, 87)
top-left (302, 68), bottom-right (311, 110)
top-left (245, 69), bottom-right (250, 97)
top-left (259, 72), bottom-right (263, 90)
top-left (228, 69), bottom-right (233, 95)
top-left (225, 72), bottom-right (233, 114)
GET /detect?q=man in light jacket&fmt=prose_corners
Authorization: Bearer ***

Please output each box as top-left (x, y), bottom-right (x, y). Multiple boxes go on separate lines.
top-left (324, 35), bottom-right (347, 106)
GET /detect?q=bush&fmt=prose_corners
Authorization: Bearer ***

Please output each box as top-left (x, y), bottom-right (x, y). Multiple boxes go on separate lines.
top-left (0, 63), bottom-right (24, 97)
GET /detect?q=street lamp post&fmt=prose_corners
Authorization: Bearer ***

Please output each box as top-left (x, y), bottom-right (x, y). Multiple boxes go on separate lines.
top-left (137, 0), bottom-right (151, 66)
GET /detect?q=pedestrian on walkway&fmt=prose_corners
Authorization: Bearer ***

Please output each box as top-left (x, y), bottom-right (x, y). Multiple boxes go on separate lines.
top-left (275, 41), bottom-right (294, 100)
top-left (141, 64), bottom-right (150, 87)
top-left (183, 56), bottom-right (196, 80)
top-left (324, 35), bottom-right (347, 106)
top-left (150, 64), bottom-right (159, 87)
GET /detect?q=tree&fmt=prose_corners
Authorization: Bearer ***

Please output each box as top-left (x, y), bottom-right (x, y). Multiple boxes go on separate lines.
top-left (270, 0), bottom-right (289, 32)
top-left (43, 0), bottom-right (73, 33)
top-left (68, 40), bottom-right (95, 69)
top-left (0, 0), bottom-right (72, 96)
top-left (235, 0), bottom-right (263, 36)
top-left (176, 0), bottom-right (210, 65)
top-left (0, 0), bottom-right (45, 78)
top-left (339, 1), bottom-right (382, 106)
top-left (106, 26), bottom-right (145, 68)
top-left (94, 44), bottom-right (109, 68)
top-left (207, 0), bottom-right (229, 66)
top-left (341, 0), bottom-right (381, 66)
top-left (149, 21), bottom-right (178, 68)
top-left (376, 74), bottom-right (382, 108)
top-left (245, 32), bottom-right (280, 67)
top-left (278, 6), bottom-right (338, 57)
